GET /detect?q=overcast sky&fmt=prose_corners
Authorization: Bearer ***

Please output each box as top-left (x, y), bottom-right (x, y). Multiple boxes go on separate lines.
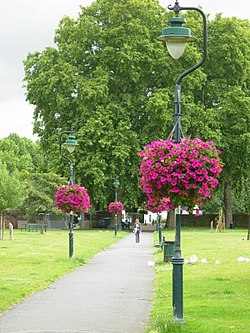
top-left (0, 0), bottom-right (249, 141)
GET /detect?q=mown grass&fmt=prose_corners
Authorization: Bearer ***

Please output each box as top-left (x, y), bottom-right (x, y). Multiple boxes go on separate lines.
top-left (1, 228), bottom-right (249, 332)
top-left (0, 229), bottom-right (126, 312)
top-left (147, 228), bottom-right (250, 333)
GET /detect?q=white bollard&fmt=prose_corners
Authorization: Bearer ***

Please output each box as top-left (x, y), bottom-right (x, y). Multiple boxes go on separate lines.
top-left (9, 222), bottom-right (13, 240)
top-left (210, 220), bottom-right (214, 230)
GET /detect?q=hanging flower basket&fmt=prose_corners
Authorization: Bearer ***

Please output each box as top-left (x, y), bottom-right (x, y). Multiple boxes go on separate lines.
top-left (138, 138), bottom-right (223, 212)
top-left (108, 201), bottom-right (124, 214)
top-left (147, 197), bottom-right (172, 213)
top-left (54, 184), bottom-right (91, 214)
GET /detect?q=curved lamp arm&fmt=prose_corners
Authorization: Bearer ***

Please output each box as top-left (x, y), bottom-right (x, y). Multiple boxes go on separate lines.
top-left (60, 132), bottom-right (72, 161)
top-left (168, 2), bottom-right (208, 85)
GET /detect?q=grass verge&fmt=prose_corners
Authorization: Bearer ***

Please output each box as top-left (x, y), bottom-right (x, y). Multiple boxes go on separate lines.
top-left (147, 228), bottom-right (250, 333)
top-left (0, 229), bottom-right (126, 312)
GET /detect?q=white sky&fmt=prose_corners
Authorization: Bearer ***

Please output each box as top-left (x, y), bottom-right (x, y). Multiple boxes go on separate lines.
top-left (0, 0), bottom-right (249, 140)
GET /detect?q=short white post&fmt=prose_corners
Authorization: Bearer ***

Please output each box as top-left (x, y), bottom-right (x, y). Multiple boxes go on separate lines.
top-left (9, 222), bottom-right (13, 240)
top-left (210, 220), bottom-right (214, 230)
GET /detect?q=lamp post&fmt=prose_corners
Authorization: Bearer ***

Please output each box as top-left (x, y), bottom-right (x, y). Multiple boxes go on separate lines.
top-left (60, 130), bottom-right (79, 258)
top-left (157, 1), bottom-right (207, 323)
top-left (112, 178), bottom-right (120, 236)
top-left (157, 213), bottom-right (163, 244)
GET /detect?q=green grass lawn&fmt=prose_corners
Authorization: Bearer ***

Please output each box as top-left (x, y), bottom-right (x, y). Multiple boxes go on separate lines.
top-left (147, 228), bottom-right (250, 333)
top-left (1, 228), bottom-right (249, 332)
top-left (0, 229), bottom-right (126, 312)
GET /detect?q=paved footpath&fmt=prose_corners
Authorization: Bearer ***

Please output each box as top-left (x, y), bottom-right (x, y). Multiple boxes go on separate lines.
top-left (0, 232), bottom-right (155, 333)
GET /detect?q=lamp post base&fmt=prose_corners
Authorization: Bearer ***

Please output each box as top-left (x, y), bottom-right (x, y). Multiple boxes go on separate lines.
top-left (171, 210), bottom-right (184, 324)
top-left (174, 316), bottom-right (185, 325)
top-left (172, 256), bottom-right (185, 324)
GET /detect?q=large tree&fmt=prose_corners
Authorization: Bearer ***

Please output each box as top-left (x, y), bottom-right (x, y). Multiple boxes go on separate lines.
top-left (203, 16), bottom-right (250, 227)
top-left (21, 172), bottom-right (66, 226)
top-left (0, 134), bottom-right (43, 238)
top-left (23, 0), bottom-right (205, 210)
top-left (0, 162), bottom-right (24, 239)
top-left (0, 134), bottom-right (46, 174)
top-left (0, 135), bottom-right (61, 231)
top-left (23, 1), bottom-right (249, 222)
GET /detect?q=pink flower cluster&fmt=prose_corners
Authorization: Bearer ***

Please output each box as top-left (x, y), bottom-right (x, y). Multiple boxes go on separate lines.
top-left (147, 197), bottom-right (171, 213)
top-left (54, 184), bottom-right (91, 214)
top-left (108, 201), bottom-right (124, 214)
top-left (138, 138), bottom-right (223, 212)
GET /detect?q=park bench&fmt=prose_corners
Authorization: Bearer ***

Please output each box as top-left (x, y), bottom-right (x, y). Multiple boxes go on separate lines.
top-left (21, 223), bottom-right (48, 232)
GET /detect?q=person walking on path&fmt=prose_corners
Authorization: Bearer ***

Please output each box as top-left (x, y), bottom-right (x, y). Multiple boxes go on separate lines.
top-left (0, 232), bottom-right (154, 333)
top-left (134, 218), bottom-right (142, 243)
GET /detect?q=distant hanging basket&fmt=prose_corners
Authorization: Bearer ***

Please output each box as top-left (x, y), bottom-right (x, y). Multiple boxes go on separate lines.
top-left (138, 138), bottom-right (223, 212)
top-left (108, 201), bottom-right (124, 214)
top-left (54, 184), bottom-right (91, 214)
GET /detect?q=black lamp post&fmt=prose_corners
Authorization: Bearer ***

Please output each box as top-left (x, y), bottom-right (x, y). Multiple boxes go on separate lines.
top-left (60, 130), bottom-right (79, 258)
top-left (157, 213), bottom-right (163, 244)
top-left (112, 178), bottom-right (120, 236)
top-left (157, 1), bottom-right (207, 323)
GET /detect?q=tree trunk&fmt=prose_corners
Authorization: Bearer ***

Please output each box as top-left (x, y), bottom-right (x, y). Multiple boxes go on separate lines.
top-left (247, 215), bottom-right (250, 241)
top-left (109, 213), bottom-right (121, 228)
top-left (224, 178), bottom-right (233, 229)
top-left (0, 213), bottom-right (3, 240)
top-left (40, 213), bottom-right (46, 235)
top-left (0, 213), bottom-right (5, 240)
top-left (166, 208), bottom-right (175, 228)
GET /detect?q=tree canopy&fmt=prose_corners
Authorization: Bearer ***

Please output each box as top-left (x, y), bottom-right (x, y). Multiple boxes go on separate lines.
top-left (0, 133), bottom-right (45, 174)
top-left (21, 172), bottom-right (66, 222)
top-left (0, 161), bottom-right (24, 214)
top-left (23, 0), bottom-right (250, 220)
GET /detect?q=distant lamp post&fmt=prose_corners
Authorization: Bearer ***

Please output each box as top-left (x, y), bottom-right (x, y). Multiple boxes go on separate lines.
top-left (112, 178), bottom-right (120, 236)
top-left (60, 132), bottom-right (79, 185)
top-left (157, 213), bottom-right (163, 245)
top-left (157, 1), bottom-right (207, 324)
top-left (60, 130), bottom-right (79, 258)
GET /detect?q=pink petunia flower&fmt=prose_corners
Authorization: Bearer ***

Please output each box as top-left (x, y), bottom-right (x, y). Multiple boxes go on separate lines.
top-left (138, 138), bottom-right (223, 210)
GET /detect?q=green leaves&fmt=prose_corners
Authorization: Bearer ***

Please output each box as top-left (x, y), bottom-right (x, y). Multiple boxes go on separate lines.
top-left (22, 0), bottom-right (250, 214)
top-left (21, 172), bottom-right (66, 222)
top-left (0, 162), bottom-right (24, 213)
